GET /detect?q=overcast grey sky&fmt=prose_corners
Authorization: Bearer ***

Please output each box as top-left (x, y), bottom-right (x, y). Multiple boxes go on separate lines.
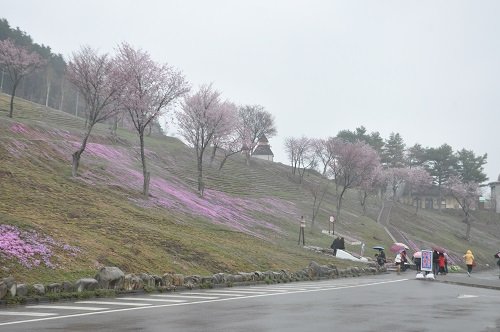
top-left (3, 0), bottom-right (499, 183)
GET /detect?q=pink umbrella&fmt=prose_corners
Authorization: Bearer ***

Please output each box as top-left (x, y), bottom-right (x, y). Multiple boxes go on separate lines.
top-left (390, 243), bottom-right (405, 253)
top-left (390, 242), bottom-right (409, 253)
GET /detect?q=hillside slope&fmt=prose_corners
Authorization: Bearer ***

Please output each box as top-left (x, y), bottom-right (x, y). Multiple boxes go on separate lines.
top-left (1, 93), bottom-right (498, 283)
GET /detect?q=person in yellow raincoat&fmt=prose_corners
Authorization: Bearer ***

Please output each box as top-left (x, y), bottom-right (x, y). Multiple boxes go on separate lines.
top-left (463, 249), bottom-right (475, 276)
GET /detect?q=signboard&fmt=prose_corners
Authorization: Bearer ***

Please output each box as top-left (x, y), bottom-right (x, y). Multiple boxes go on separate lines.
top-left (421, 250), bottom-right (433, 272)
top-left (329, 216), bottom-right (334, 223)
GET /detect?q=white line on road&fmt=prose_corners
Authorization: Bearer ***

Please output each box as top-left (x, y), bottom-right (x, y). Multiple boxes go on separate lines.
top-left (151, 294), bottom-right (218, 300)
top-left (247, 287), bottom-right (306, 291)
top-left (0, 279), bottom-right (409, 327)
top-left (0, 312), bottom-right (57, 317)
top-left (205, 290), bottom-right (266, 294)
top-left (118, 297), bottom-right (187, 302)
top-left (25, 305), bottom-right (109, 311)
top-left (186, 292), bottom-right (245, 297)
top-left (75, 301), bottom-right (152, 306)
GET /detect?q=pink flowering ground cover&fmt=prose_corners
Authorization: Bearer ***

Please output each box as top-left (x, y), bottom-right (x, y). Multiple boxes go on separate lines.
top-left (0, 225), bottom-right (81, 269)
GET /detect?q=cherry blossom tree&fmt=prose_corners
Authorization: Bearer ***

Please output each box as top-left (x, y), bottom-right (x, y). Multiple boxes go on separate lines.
top-left (357, 166), bottom-right (384, 216)
top-left (66, 46), bottom-right (124, 177)
top-left (238, 105), bottom-right (276, 165)
top-left (117, 43), bottom-right (190, 196)
top-left (0, 39), bottom-right (45, 118)
top-left (383, 167), bottom-right (410, 202)
top-left (406, 167), bottom-right (433, 214)
top-left (214, 128), bottom-right (243, 172)
top-left (446, 176), bottom-right (480, 241)
top-left (330, 140), bottom-right (380, 221)
top-left (177, 84), bottom-right (237, 196)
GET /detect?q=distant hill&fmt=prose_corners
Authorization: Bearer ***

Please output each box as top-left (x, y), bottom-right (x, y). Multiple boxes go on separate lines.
top-left (1, 92), bottom-right (499, 283)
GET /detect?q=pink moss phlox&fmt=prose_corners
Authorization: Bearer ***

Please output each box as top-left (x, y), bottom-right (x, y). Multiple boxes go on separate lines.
top-left (0, 224), bottom-right (81, 269)
top-left (86, 143), bottom-right (125, 161)
top-left (9, 123), bottom-right (29, 134)
top-left (146, 177), bottom-right (286, 238)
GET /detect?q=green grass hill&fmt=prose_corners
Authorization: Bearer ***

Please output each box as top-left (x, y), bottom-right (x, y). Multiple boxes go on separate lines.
top-left (1, 92), bottom-right (499, 284)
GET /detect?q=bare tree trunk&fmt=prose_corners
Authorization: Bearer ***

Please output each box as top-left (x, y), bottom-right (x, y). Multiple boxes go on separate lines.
top-left (59, 77), bottom-right (65, 110)
top-left (139, 132), bottom-right (150, 197)
top-left (75, 91), bottom-right (79, 117)
top-left (197, 153), bottom-right (204, 197)
top-left (210, 145), bottom-right (217, 167)
top-left (71, 125), bottom-right (92, 177)
top-left (9, 82), bottom-right (18, 118)
top-left (45, 76), bottom-right (51, 107)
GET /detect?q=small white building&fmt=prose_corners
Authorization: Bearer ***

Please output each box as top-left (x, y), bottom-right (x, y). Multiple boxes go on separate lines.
top-left (252, 135), bottom-right (274, 162)
top-left (489, 174), bottom-right (500, 213)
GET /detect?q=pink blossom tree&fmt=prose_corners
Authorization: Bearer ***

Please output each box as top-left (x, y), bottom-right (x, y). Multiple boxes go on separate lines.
top-left (117, 43), bottom-right (190, 196)
top-left (66, 46), bottom-right (124, 176)
top-left (330, 140), bottom-right (380, 221)
top-left (0, 39), bottom-right (45, 118)
top-left (176, 84), bottom-right (237, 196)
top-left (357, 166), bottom-right (384, 216)
top-left (446, 176), bottom-right (480, 241)
top-left (382, 167), bottom-right (410, 202)
top-left (406, 167), bottom-right (433, 214)
top-left (238, 105), bottom-right (276, 165)
top-left (213, 126), bottom-right (243, 172)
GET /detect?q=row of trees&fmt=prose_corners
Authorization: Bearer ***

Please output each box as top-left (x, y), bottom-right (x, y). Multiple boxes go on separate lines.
top-left (0, 19), bottom-right (71, 115)
top-left (0, 30), bottom-right (278, 198)
top-left (285, 126), bottom-right (488, 241)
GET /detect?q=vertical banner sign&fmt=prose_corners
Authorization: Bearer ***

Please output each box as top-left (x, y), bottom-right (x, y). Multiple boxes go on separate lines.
top-left (421, 250), bottom-right (433, 272)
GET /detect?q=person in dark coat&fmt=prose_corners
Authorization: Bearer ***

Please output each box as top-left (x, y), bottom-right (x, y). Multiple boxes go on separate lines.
top-left (338, 237), bottom-right (345, 250)
top-left (330, 237), bottom-right (339, 256)
top-left (377, 250), bottom-right (386, 266)
top-left (432, 250), bottom-right (439, 275)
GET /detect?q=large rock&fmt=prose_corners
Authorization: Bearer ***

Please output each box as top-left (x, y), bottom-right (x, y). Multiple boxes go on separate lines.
top-left (33, 283), bottom-right (45, 295)
top-left (16, 284), bottom-right (28, 297)
top-left (124, 274), bottom-right (143, 291)
top-left (47, 283), bottom-right (62, 293)
top-left (95, 267), bottom-right (125, 290)
top-left (0, 277), bottom-right (16, 298)
top-left (75, 278), bottom-right (98, 292)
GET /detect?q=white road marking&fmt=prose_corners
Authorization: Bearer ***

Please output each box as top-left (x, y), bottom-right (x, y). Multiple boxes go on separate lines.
top-left (457, 294), bottom-right (479, 299)
top-left (25, 305), bottom-right (108, 311)
top-left (186, 292), bottom-right (245, 297)
top-left (0, 279), bottom-right (408, 327)
top-left (206, 289), bottom-right (266, 294)
top-left (247, 287), bottom-right (306, 291)
top-left (75, 301), bottom-right (152, 306)
top-left (151, 294), bottom-right (218, 300)
top-left (118, 297), bottom-right (187, 302)
top-left (0, 312), bottom-right (57, 317)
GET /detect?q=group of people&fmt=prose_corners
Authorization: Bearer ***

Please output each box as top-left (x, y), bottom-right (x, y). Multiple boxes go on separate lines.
top-left (377, 247), bottom-right (479, 277)
top-left (296, 214), bottom-right (490, 278)
top-left (432, 250), bottom-right (449, 275)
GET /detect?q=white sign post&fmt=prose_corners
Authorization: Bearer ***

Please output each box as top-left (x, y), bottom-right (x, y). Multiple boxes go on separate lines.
top-left (329, 216), bottom-right (335, 234)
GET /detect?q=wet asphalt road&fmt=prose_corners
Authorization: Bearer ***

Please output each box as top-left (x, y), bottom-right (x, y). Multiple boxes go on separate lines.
top-left (1, 271), bottom-right (499, 331)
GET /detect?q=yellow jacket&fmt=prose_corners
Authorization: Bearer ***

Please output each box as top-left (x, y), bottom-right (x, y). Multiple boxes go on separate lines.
top-left (463, 250), bottom-right (474, 265)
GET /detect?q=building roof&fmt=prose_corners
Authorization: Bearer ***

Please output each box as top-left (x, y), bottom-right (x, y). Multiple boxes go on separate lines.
top-left (252, 144), bottom-right (274, 156)
top-left (258, 134), bottom-right (269, 144)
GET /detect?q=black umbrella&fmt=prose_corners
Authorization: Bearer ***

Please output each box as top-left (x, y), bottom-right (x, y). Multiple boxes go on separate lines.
top-left (372, 246), bottom-right (385, 251)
